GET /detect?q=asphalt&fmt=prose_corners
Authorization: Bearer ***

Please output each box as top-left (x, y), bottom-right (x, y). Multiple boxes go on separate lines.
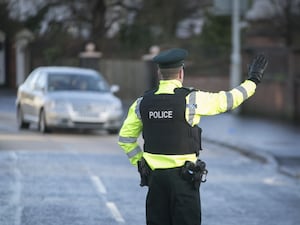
top-left (200, 112), bottom-right (300, 178)
top-left (1, 88), bottom-right (300, 178)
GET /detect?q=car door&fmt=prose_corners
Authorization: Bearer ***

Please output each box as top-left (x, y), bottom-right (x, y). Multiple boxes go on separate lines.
top-left (18, 70), bottom-right (40, 122)
top-left (30, 72), bottom-right (47, 122)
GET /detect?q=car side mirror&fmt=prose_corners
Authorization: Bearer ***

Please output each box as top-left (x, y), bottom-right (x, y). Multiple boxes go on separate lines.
top-left (110, 85), bottom-right (120, 93)
top-left (35, 84), bottom-right (46, 93)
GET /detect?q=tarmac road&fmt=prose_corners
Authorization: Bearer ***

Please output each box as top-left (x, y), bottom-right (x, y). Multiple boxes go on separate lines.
top-left (0, 90), bottom-right (300, 225)
top-left (0, 129), bottom-right (299, 225)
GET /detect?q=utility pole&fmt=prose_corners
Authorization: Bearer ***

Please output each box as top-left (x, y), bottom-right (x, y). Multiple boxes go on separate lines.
top-left (230, 0), bottom-right (242, 113)
top-left (230, 0), bottom-right (241, 88)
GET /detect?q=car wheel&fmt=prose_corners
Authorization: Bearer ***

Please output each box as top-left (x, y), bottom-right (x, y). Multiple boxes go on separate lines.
top-left (17, 106), bottom-right (30, 129)
top-left (107, 129), bottom-right (119, 135)
top-left (38, 109), bottom-right (50, 133)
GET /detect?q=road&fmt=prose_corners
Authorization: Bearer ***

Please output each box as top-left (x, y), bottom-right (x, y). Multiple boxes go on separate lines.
top-left (0, 99), bottom-right (300, 225)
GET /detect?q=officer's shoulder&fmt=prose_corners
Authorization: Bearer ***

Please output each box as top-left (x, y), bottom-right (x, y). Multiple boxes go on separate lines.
top-left (143, 88), bottom-right (157, 96)
top-left (178, 87), bottom-right (199, 93)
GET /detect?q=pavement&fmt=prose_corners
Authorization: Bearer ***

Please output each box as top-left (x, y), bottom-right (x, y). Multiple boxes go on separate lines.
top-left (1, 88), bottom-right (300, 178)
top-left (200, 112), bottom-right (300, 178)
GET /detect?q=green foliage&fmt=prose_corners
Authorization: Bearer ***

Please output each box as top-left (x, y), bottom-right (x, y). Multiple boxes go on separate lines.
top-left (43, 47), bottom-right (62, 65)
top-left (0, 2), bottom-right (22, 36)
top-left (175, 12), bottom-right (232, 77)
top-left (119, 23), bottom-right (153, 53)
top-left (31, 24), bottom-right (84, 66)
top-left (198, 12), bottom-right (231, 56)
top-left (24, 4), bottom-right (52, 33)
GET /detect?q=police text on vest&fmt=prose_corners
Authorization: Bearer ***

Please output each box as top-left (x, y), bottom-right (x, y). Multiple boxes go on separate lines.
top-left (148, 110), bottom-right (173, 119)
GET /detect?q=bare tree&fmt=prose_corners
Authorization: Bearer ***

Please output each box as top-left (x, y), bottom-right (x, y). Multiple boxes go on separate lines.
top-left (131, 0), bottom-right (211, 42)
top-left (270, 0), bottom-right (300, 46)
top-left (5, 0), bottom-right (142, 40)
top-left (246, 0), bottom-right (300, 47)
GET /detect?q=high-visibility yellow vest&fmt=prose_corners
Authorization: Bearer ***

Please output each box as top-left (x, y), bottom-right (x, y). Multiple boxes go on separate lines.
top-left (118, 79), bottom-right (256, 169)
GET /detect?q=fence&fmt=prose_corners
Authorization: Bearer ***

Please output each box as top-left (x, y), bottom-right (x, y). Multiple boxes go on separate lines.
top-left (98, 47), bottom-right (300, 123)
top-left (17, 44), bottom-right (300, 123)
top-left (99, 59), bottom-right (157, 101)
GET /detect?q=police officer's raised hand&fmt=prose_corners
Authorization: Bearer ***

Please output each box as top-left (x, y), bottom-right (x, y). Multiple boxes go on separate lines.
top-left (247, 54), bottom-right (268, 84)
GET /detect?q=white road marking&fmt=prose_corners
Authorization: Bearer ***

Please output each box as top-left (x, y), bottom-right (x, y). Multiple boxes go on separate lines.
top-left (90, 175), bottom-right (107, 194)
top-left (11, 152), bottom-right (23, 225)
top-left (106, 201), bottom-right (125, 223)
top-left (90, 175), bottom-right (126, 223)
top-left (16, 147), bottom-right (126, 224)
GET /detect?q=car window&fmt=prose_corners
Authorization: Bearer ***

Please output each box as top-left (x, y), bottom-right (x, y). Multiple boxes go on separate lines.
top-left (24, 70), bottom-right (40, 90)
top-left (48, 73), bottom-right (110, 92)
top-left (33, 72), bottom-right (47, 91)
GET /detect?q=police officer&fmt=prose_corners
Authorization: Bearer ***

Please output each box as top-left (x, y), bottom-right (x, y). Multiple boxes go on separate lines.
top-left (118, 48), bottom-right (268, 225)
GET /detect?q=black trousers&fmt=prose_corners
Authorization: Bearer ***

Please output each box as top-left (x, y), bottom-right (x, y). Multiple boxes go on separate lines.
top-left (146, 167), bottom-right (201, 225)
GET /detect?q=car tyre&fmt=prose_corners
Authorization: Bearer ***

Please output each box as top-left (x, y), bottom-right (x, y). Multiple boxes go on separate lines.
top-left (39, 109), bottom-right (50, 133)
top-left (107, 129), bottom-right (119, 135)
top-left (17, 106), bottom-right (30, 129)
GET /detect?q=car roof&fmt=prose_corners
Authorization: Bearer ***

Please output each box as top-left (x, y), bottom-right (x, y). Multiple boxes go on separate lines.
top-left (35, 66), bottom-right (101, 76)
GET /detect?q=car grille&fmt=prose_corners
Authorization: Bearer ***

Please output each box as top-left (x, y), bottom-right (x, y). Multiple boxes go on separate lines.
top-left (73, 122), bottom-right (104, 128)
top-left (72, 102), bottom-right (107, 115)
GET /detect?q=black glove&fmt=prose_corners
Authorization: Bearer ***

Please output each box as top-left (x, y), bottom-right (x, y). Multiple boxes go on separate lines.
top-left (247, 54), bottom-right (268, 84)
top-left (137, 158), bottom-right (151, 187)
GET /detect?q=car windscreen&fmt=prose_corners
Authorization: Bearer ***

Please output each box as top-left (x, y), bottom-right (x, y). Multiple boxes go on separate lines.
top-left (48, 73), bottom-right (110, 92)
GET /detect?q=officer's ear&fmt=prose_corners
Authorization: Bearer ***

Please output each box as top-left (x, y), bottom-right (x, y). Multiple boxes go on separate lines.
top-left (179, 67), bottom-right (184, 81)
top-left (158, 69), bottom-right (163, 80)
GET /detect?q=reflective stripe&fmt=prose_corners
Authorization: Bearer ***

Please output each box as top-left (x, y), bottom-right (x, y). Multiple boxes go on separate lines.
top-left (127, 146), bottom-right (142, 158)
top-left (226, 92), bottom-right (234, 110)
top-left (236, 85), bottom-right (248, 100)
top-left (135, 97), bottom-right (143, 119)
top-left (187, 91), bottom-right (196, 125)
top-left (119, 136), bottom-right (137, 143)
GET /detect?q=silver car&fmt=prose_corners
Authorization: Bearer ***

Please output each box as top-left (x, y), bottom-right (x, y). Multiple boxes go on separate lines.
top-left (16, 66), bottom-right (123, 134)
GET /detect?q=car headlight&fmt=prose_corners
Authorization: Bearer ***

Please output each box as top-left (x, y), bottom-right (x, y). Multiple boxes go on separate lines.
top-left (111, 101), bottom-right (122, 111)
top-left (46, 100), bottom-right (69, 112)
top-left (110, 104), bottom-right (123, 118)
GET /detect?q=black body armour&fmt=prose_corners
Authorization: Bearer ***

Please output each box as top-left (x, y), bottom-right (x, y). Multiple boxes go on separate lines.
top-left (140, 88), bottom-right (202, 155)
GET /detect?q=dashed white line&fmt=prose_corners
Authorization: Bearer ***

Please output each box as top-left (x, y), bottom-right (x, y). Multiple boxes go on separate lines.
top-left (89, 174), bottom-right (126, 223)
top-left (106, 201), bottom-right (125, 223)
top-left (90, 175), bottom-right (107, 194)
top-left (11, 152), bottom-right (23, 225)
top-left (52, 146), bottom-right (126, 224)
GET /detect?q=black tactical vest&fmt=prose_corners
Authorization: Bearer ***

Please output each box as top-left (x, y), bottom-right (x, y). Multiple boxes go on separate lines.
top-left (140, 87), bottom-right (202, 155)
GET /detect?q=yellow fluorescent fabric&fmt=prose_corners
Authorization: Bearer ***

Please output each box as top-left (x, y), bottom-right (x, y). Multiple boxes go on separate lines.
top-left (192, 80), bottom-right (256, 116)
top-left (155, 79), bottom-right (182, 94)
top-left (118, 79), bottom-right (257, 169)
top-left (143, 152), bottom-right (198, 170)
top-left (118, 99), bottom-right (143, 166)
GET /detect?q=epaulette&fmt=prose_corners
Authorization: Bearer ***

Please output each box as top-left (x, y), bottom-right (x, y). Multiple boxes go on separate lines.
top-left (181, 86), bottom-right (199, 92)
top-left (142, 88), bottom-right (158, 96)
top-left (175, 87), bottom-right (199, 95)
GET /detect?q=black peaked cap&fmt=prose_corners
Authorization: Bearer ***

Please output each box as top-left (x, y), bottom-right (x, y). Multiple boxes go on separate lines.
top-left (152, 48), bottom-right (188, 69)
